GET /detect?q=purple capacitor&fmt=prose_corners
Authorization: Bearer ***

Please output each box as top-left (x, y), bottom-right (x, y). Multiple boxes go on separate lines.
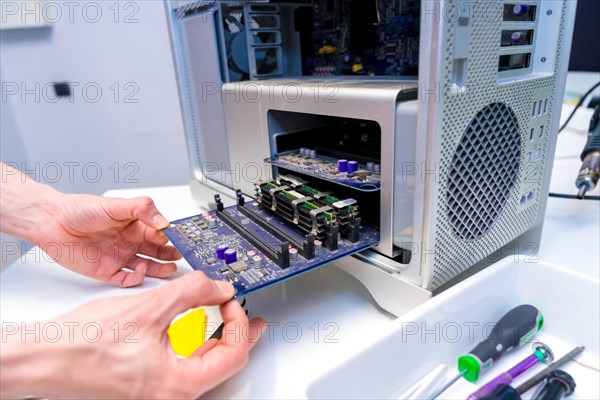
top-left (216, 244), bottom-right (229, 259)
top-left (338, 159), bottom-right (348, 173)
top-left (347, 161), bottom-right (359, 174)
top-left (224, 249), bottom-right (237, 264)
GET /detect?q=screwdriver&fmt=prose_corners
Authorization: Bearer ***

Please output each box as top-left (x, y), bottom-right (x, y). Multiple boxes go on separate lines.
top-left (427, 304), bottom-right (544, 400)
top-left (477, 346), bottom-right (585, 400)
top-left (467, 343), bottom-right (554, 399)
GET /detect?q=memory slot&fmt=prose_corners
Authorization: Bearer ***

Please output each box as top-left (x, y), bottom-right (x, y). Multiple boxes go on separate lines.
top-left (237, 204), bottom-right (316, 259)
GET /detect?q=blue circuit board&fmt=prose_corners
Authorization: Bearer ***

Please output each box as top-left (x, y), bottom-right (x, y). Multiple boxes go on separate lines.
top-left (265, 151), bottom-right (381, 192)
top-left (309, 0), bottom-right (420, 76)
top-left (164, 204), bottom-right (379, 297)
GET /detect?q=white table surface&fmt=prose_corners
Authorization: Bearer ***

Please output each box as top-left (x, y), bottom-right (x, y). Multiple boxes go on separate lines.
top-left (2, 109), bottom-right (599, 398)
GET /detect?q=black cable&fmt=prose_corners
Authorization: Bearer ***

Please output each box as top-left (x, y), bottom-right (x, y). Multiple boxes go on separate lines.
top-left (559, 81), bottom-right (600, 133)
top-left (549, 192), bottom-right (600, 201)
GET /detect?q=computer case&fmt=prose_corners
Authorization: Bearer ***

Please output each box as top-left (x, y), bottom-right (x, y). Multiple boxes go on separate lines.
top-left (165, 0), bottom-right (577, 315)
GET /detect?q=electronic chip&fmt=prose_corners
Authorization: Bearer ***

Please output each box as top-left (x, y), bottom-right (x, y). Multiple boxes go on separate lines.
top-left (207, 257), bottom-right (217, 265)
top-left (224, 272), bottom-right (236, 281)
top-left (385, 43), bottom-right (397, 56)
top-left (229, 261), bottom-right (249, 273)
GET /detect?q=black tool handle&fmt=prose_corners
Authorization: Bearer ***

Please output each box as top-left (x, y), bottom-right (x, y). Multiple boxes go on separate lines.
top-left (470, 304), bottom-right (542, 366)
top-left (481, 384), bottom-right (521, 400)
top-left (533, 370), bottom-right (576, 400)
top-left (582, 104), bottom-right (600, 160)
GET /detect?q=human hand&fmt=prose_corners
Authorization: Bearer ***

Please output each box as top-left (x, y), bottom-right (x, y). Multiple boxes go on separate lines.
top-left (1, 163), bottom-right (180, 286)
top-left (0, 271), bottom-right (267, 399)
top-left (32, 192), bottom-right (182, 287)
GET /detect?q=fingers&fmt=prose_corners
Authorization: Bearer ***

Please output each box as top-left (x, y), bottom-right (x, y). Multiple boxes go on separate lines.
top-left (108, 258), bottom-right (148, 287)
top-left (248, 317), bottom-right (267, 340)
top-left (129, 256), bottom-right (177, 279)
top-left (103, 196), bottom-right (170, 230)
top-left (143, 226), bottom-right (170, 246)
top-left (105, 255), bottom-right (177, 287)
top-left (145, 261), bottom-right (177, 279)
top-left (217, 300), bottom-right (250, 345)
top-left (193, 338), bottom-right (219, 358)
top-left (217, 301), bottom-right (265, 349)
top-left (138, 242), bottom-right (182, 262)
top-left (177, 302), bottom-right (266, 391)
top-left (146, 271), bottom-right (236, 326)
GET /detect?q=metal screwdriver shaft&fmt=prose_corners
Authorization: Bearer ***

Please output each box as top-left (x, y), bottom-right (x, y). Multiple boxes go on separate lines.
top-left (515, 346), bottom-right (584, 394)
top-left (426, 370), bottom-right (466, 400)
top-left (426, 305), bottom-right (544, 400)
top-left (476, 346), bottom-right (585, 400)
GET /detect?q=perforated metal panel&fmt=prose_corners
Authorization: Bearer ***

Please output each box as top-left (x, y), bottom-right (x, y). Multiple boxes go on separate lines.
top-left (429, 0), bottom-right (570, 289)
top-left (447, 103), bottom-right (521, 241)
top-left (175, 1), bottom-right (212, 19)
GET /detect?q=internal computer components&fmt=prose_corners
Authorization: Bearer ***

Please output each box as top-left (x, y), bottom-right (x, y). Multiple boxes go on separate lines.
top-left (301, 0), bottom-right (421, 76)
top-left (265, 149), bottom-right (381, 191)
top-left (167, 0), bottom-right (577, 311)
top-left (164, 182), bottom-right (379, 296)
top-left (187, 0), bottom-right (421, 81)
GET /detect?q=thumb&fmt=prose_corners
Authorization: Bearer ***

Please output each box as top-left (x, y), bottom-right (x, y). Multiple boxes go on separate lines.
top-left (103, 196), bottom-right (169, 229)
top-left (144, 271), bottom-right (236, 327)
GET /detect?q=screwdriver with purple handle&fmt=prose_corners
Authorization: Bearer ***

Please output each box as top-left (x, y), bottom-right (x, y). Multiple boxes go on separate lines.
top-left (428, 304), bottom-right (544, 400)
top-left (467, 342), bottom-right (554, 399)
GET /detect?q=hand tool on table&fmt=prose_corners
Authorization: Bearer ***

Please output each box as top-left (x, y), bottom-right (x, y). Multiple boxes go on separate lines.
top-left (531, 370), bottom-right (576, 400)
top-left (517, 346), bottom-right (584, 394)
top-left (478, 346), bottom-right (585, 400)
top-left (467, 343), bottom-right (554, 400)
top-left (427, 304), bottom-right (544, 400)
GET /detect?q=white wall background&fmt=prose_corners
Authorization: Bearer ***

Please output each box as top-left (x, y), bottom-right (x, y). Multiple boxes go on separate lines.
top-left (0, 70), bottom-right (30, 271)
top-left (0, 0), bottom-right (189, 195)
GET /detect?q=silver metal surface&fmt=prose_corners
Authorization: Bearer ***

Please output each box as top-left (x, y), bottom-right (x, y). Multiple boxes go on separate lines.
top-left (534, 342), bottom-right (555, 365)
top-left (166, 0), bottom-right (578, 298)
top-left (576, 151), bottom-right (600, 198)
top-left (222, 79), bottom-right (418, 258)
top-left (416, 0), bottom-right (577, 290)
top-left (516, 346), bottom-right (585, 394)
top-left (352, 251), bottom-right (407, 275)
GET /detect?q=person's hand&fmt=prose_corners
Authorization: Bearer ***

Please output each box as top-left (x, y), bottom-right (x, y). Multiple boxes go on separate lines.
top-left (0, 271), bottom-right (267, 399)
top-left (1, 163), bottom-right (180, 286)
top-left (32, 192), bottom-right (182, 287)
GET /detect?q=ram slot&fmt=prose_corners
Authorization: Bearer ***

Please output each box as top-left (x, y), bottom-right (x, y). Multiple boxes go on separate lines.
top-left (295, 185), bottom-right (361, 242)
top-left (214, 194), bottom-right (290, 269)
top-left (256, 182), bottom-right (339, 249)
top-left (237, 204), bottom-right (315, 259)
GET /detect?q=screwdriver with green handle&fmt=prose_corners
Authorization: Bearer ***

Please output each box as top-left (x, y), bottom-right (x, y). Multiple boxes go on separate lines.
top-left (427, 304), bottom-right (544, 400)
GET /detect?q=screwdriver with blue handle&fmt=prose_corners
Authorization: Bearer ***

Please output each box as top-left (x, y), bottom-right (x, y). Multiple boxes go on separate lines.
top-left (427, 304), bottom-right (544, 400)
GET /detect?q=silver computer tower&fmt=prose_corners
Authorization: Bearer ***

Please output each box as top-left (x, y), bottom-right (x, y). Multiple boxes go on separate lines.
top-left (165, 0), bottom-right (577, 315)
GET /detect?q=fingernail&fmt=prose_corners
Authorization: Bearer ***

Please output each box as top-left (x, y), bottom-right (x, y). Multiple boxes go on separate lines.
top-left (215, 280), bottom-right (235, 298)
top-left (152, 214), bottom-right (169, 228)
top-left (248, 322), bottom-right (264, 342)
